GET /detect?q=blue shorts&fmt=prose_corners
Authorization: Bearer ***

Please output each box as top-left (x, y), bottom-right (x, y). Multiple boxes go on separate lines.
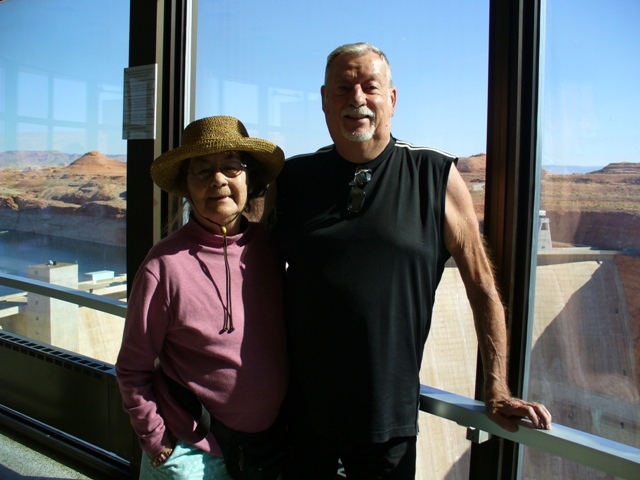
top-left (139, 440), bottom-right (233, 480)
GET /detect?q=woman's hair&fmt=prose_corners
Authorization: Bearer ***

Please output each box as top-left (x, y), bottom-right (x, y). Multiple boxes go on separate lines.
top-left (241, 152), bottom-right (269, 211)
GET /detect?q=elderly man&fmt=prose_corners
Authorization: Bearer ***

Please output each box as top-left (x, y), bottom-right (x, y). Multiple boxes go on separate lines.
top-left (273, 42), bottom-right (551, 479)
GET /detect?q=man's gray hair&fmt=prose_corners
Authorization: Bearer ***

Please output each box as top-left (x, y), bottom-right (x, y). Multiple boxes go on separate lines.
top-left (324, 42), bottom-right (393, 87)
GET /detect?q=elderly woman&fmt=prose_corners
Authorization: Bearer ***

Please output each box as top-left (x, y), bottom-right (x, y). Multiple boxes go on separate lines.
top-left (116, 116), bottom-right (288, 480)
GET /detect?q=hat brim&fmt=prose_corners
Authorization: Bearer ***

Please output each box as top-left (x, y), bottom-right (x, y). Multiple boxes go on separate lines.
top-left (151, 137), bottom-right (284, 197)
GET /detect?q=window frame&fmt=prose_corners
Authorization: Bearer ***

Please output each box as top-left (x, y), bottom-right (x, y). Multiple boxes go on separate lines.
top-left (471, 0), bottom-right (543, 477)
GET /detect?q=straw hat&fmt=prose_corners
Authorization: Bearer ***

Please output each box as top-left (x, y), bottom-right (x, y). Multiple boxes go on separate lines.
top-left (151, 116), bottom-right (285, 196)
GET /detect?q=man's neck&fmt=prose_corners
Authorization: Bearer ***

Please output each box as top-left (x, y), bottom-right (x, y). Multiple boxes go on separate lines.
top-left (335, 135), bottom-right (391, 164)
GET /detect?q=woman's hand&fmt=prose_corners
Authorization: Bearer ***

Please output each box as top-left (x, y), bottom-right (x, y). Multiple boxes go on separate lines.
top-left (150, 446), bottom-right (175, 468)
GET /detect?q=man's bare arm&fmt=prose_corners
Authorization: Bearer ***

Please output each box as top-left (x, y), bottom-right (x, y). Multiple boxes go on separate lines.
top-left (443, 164), bottom-right (552, 431)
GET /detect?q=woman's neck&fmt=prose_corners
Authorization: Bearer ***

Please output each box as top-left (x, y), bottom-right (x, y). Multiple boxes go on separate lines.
top-left (192, 211), bottom-right (245, 235)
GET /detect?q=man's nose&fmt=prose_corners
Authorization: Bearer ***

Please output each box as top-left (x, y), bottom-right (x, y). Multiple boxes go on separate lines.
top-left (349, 85), bottom-right (366, 107)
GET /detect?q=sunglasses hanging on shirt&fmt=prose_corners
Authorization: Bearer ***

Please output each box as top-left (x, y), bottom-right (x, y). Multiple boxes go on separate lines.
top-left (347, 167), bottom-right (372, 214)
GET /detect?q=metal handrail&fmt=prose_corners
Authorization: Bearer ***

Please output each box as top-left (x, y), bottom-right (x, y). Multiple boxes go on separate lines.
top-left (0, 272), bottom-right (127, 318)
top-left (420, 386), bottom-right (640, 479)
top-left (1, 273), bottom-right (638, 479)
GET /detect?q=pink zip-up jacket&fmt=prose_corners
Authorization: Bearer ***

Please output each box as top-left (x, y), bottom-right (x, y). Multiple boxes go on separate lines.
top-left (116, 218), bottom-right (288, 459)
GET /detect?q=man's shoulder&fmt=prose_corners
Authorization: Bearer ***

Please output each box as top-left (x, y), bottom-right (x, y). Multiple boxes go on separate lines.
top-left (280, 145), bottom-right (335, 178)
top-left (285, 144), bottom-right (334, 163)
top-left (393, 139), bottom-right (458, 161)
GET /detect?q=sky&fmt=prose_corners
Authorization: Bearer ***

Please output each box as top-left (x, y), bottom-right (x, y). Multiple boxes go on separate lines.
top-left (538, 0), bottom-right (640, 166)
top-left (0, 0), bottom-right (638, 167)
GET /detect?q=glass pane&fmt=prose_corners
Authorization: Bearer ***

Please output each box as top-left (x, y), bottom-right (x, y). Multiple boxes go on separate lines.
top-left (193, 1), bottom-right (489, 478)
top-left (0, 1), bottom-right (129, 364)
top-left (527, 0), bottom-right (640, 477)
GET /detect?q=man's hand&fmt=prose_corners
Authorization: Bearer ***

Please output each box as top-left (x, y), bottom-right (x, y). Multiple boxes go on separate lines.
top-left (486, 397), bottom-right (553, 432)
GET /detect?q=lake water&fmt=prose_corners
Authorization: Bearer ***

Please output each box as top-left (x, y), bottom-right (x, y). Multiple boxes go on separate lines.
top-left (0, 230), bottom-right (126, 297)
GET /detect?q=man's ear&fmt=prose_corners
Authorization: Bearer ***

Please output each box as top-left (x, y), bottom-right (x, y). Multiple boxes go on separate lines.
top-left (321, 85), bottom-right (327, 113)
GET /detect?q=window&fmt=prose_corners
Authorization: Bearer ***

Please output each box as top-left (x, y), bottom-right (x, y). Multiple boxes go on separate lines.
top-left (192, 1), bottom-right (490, 477)
top-left (526, 0), bottom-right (640, 476)
top-left (0, 1), bottom-right (129, 364)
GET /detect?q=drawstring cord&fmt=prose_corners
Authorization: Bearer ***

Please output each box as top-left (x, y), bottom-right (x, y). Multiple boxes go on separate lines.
top-left (207, 213), bottom-right (241, 334)
top-left (187, 196), bottom-right (240, 334)
top-left (217, 223), bottom-right (235, 333)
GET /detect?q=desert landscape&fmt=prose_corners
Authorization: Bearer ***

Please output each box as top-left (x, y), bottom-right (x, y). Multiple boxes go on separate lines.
top-left (458, 154), bottom-right (640, 252)
top-left (0, 151), bottom-right (126, 245)
top-left (0, 150), bottom-right (638, 251)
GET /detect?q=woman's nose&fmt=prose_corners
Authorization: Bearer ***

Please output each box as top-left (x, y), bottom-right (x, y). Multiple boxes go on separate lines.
top-left (209, 170), bottom-right (228, 186)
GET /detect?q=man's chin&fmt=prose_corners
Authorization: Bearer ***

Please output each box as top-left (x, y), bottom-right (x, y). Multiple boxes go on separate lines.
top-left (341, 129), bottom-right (375, 143)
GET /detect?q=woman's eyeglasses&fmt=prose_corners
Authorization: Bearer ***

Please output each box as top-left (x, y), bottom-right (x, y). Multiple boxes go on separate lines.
top-left (347, 168), bottom-right (372, 213)
top-left (189, 160), bottom-right (247, 181)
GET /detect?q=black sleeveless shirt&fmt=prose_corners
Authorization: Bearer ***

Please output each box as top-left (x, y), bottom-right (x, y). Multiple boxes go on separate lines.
top-left (275, 137), bottom-right (455, 442)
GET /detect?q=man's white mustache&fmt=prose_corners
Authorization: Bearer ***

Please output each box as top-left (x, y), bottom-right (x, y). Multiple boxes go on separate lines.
top-left (341, 106), bottom-right (376, 120)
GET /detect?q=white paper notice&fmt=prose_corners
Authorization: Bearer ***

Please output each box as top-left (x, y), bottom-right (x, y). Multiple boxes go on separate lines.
top-left (123, 64), bottom-right (157, 140)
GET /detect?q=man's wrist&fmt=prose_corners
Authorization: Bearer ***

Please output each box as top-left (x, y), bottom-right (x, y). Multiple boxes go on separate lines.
top-left (484, 381), bottom-right (511, 402)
